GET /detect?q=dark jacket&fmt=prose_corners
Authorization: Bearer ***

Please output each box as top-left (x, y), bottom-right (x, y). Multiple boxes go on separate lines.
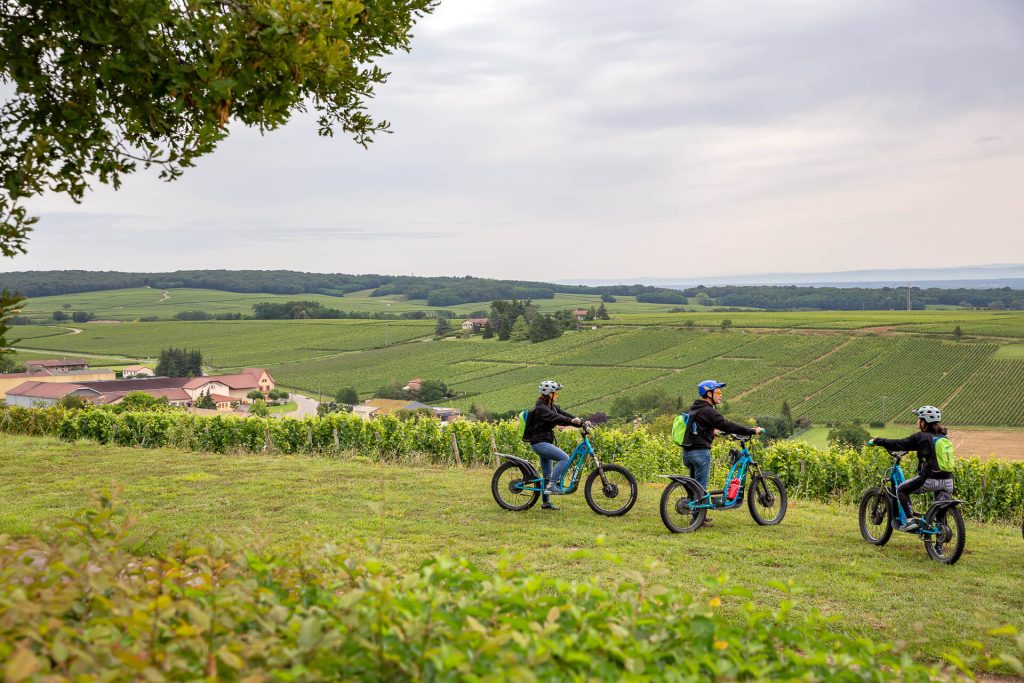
top-left (523, 398), bottom-right (577, 444)
top-left (872, 431), bottom-right (952, 480)
top-left (682, 399), bottom-right (756, 451)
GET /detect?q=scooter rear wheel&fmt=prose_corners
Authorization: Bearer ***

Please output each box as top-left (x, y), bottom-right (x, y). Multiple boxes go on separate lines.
top-left (924, 506), bottom-right (965, 565)
top-left (491, 462), bottom-right (540, 512)
top-left (660, 480), bottom-right (707, 533)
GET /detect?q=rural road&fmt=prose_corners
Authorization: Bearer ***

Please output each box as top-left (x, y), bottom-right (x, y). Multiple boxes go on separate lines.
top-left (271, 392), bottom-right (319, 419)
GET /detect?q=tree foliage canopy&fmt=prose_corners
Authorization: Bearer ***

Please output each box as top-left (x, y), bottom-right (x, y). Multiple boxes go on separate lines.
top-left (0, 0), bottom-right (435, 256)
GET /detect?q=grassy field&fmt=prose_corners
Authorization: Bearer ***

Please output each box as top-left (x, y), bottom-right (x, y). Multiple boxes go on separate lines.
top-left (788, 425), bottom-right (908, 449)
top-left (16, 287), bottom-right (695, 321)
top-left (1, 433), bottom-right (1021, 666)
top-left (9, 319), bottom-right (435, 366)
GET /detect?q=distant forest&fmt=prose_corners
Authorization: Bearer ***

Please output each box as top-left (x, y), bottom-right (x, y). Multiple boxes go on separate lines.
top-left (0, 270), bottom-right (1022, 311)
top-left (0, 270), bottom-right (686, 304)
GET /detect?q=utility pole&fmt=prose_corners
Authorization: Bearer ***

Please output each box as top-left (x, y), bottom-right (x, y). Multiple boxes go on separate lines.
top-left (906, 284), bottom-right (911, 311)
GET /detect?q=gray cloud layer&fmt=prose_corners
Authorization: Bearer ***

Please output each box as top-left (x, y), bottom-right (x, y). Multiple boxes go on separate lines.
top-left (7, 0), bottom-right (1023, 279)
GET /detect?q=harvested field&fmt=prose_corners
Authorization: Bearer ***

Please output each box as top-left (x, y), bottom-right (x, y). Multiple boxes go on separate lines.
top-left (949, 429), bottom-right (1024, 461)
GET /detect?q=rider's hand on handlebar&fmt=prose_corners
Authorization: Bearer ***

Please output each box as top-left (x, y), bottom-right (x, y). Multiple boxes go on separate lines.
top-left (572, 418), bottom-right (583, 427)
top-left (866, 439), bottom-right (875, 446)
top-left (584, 420), bottom-right (593, 429)
top-left (753, 427), bottom-right (765, 435)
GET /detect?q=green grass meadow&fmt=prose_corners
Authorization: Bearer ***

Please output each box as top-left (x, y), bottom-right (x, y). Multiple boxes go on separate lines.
top-left (1, 433), bottom-right (1021, 666)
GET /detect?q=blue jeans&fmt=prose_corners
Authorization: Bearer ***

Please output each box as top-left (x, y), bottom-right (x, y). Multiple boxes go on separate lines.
top-left (683, 448), bottom-right (711, 493)
top-left (531, 441), bottom-right (570, 502)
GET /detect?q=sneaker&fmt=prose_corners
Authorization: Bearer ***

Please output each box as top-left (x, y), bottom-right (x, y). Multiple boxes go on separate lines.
top-left (900, 519), bottom-right (921, 533)
top-left (541, 502), bottom-right (560, 511)
top-left (545, 482), bottom-right (564, 495)
top-left (701, 517), bottom-right (715, 528)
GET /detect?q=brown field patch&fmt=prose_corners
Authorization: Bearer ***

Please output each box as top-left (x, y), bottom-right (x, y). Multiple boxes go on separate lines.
top-left (948, 429), bottom-right (1024, 461)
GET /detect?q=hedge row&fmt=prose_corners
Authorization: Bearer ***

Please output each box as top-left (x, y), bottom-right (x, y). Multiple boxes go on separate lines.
top-left (1, 406), bottom-right (1022, 523)
top-left (2, 494), bottom-right (1005, 681)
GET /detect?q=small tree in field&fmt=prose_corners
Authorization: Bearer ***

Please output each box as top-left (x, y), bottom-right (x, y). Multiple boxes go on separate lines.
top-left (828, 423), bottom-right (870, 451)
top-left (249, 399), bottom-right (270, 417)
top-left (247, 390), bottom-right (264, 401)
top-left (510, 316), bottom-right (530, 342)
top-left (336, 387), bottom-right (359, 405)
top-left (196, 391), bottom-right (216, 410)
top-left (953, 325), bottom-right (962, 340)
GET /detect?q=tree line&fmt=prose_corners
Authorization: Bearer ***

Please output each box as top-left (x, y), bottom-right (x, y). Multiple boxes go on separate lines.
top-left (681, 284), bottom-right (1024, 311)
top-left (3, 270), bottom-right (1022, 311)
top-left (0, 270), bottom-right (700, 306)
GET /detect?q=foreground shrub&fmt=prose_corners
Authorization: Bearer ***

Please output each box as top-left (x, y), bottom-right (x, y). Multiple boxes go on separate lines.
top-left (0, 495), bottom-right (996, 682)
top-left (1, 406), bottom-right (1022, 523)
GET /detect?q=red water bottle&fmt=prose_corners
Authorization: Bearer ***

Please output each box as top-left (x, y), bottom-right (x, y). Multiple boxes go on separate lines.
top-left (727, 478), bottom-right (741, 500)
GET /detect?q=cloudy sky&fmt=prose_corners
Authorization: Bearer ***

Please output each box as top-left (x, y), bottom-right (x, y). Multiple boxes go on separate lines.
top-left (7, 0), bottom-right (1024, 280)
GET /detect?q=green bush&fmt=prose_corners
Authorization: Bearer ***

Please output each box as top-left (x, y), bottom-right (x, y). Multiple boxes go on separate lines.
top-left (0, 494), bottom-right (1003, 682)
top-left (1, 406), bottom-right (1022, 523)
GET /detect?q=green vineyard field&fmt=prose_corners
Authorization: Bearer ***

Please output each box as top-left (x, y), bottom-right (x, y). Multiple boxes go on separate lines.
top-left (7, 307), bottom-right (1024, 426)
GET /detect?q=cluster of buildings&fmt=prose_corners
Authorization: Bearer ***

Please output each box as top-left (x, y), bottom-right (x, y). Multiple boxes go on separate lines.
top-left (1, 359), bottom-right (275, 411)
top-left (2, 360), bottom-right (464, 422)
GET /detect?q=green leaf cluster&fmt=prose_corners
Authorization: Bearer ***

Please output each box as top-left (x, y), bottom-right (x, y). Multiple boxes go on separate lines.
top-left (0, 493), bottom-right (983, 681)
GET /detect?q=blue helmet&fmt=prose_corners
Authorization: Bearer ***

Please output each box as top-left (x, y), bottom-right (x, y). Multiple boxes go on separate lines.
top-left (698, 380), bottom-right (727, 397)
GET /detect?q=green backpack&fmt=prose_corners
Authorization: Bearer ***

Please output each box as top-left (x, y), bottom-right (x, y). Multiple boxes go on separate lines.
top-left (933, 435), bottom-right (955, 472)
top-left (518, 410), bottom-right (530, 440)
top-left (671, 412), bottom-right (696, 447)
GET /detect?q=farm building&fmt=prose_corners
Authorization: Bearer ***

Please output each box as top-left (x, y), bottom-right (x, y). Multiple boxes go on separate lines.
top-left (4, 381), bottom-right (104, 408)
top-left (4, 368), bottom-right (274, 411)
top-left (460, 318), bottom-right (489, 332)
top-left (23, 358), bottom-right (89, 373)
top-left (0, 368), bottom-right (115, 401)
top-left (122, 365), bottom-right (155, 378)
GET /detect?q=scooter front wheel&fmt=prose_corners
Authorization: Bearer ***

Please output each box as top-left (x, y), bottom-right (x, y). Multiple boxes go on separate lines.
top-left (584, 464), bottom-right (637, 516)
top-left (748, 473), bottom-right (787, 526)
top-left (858, 487), bottom-right (892, 546)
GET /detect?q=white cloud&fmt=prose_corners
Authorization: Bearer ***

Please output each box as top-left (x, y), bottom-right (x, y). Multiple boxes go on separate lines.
top-left (6, 0), bottom-right (1023, 279)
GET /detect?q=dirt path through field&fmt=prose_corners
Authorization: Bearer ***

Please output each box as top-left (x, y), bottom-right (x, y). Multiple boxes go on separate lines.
top-left (948, 429), bottom-right (1024, 461)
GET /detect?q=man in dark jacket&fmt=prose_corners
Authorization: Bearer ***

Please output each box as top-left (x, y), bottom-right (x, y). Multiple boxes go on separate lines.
top-left (682, 379), bottom-right (763, 526)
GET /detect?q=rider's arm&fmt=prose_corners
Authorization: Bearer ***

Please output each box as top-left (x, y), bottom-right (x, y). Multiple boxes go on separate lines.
top-left (709, 410), bottom-right (756, 436)
top-left (554, 404), bottom-right (584, 426)
top-left (872, 434), bottom-right (923, 451)
top-left (536, 402), bottom-right (577, 427)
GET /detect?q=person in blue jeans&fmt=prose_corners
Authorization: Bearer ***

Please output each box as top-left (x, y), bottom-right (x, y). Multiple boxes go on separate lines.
top-left (681, 380), bottom-right (763, 527)
top-left (521, 380), bottom-right (590, 510)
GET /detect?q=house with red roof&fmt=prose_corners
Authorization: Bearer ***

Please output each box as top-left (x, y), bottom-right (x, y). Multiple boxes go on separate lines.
top-left (5, 367), bottom-right (275, 410)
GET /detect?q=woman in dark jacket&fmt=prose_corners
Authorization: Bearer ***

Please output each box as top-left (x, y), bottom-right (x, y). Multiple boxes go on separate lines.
top-left (522, 380), bottom-right (589, 510)
top-left (869, 405), bottom-right (954, 532)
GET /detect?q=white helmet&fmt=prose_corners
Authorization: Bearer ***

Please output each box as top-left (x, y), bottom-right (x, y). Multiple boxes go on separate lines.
top-left (911, 405), bottom-right (942, 423)
top-left (539, 380), bottom-right (563, 396)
